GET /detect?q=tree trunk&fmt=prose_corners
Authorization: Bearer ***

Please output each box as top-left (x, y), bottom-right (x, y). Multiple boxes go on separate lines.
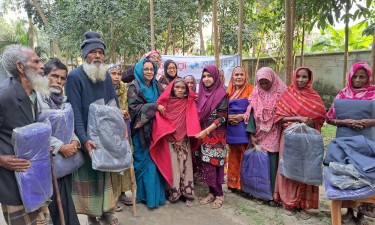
top-left (32, 0), bottom-right (62, 59)
top-left (50, 41), bottom-right (54, 58)
top-left (182, 25), bottom-right (185, 56)
top-left (238, 0), bottom-right (244, 66)
top-left (172, 26), bottom-right (177, 55)
top-left (164, 16), bottom-right (173, 55)
top-left (284, 0), bottom-right (293, 85)
top-left (65, 44), bottom-right (68, 66)
top-left (255, 42), bottom-right (262, 73)
top-left (150, 0), bottom-right (155, 50)
top-left (343, 0), bottom-right (350, 88)
top-left (213, 0), bottom-right (220, 67)
top-left (198, 1), bottom-right (206, 55)
top-left (372, 26), bottom-right (375, 83)
top-left (111, 16), bottom-right (115, 63)
top-left (28, 16), bottom-right (34, 49)
top-left (276, 36), bottom-right (285, 75)
top-left (300, 14), bottom-right (306, 67)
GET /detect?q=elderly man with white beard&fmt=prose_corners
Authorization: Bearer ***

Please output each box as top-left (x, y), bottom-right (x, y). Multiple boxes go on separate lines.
top-left (0, 45), bottom-right (52, 225)
top-left (64, 31), bottom-right (120, 225)
top-left (36, 58), bottom-right (80, 225)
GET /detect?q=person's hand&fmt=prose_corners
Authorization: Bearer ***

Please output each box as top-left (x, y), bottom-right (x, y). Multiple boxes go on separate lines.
top-left (59, 144), bottom-right (78, 158)
top-left (157, 104), bottom-right (166, 115)
top-left (173, 139), bottom-right (184, 151)
top-left (298, 117), bottom-right (315, 127)
top-left (195, 130), bottom-right (208, 139)
top-left (161, 84), bottom-right (168, 89)
top-left (83, 140), bottom-right (98, 158)
top-left (0, 155), bottom-right (30, 172)
top-left (246, 134), bottom-right (257, 149)
top-left (359, 119), bottom-right (375, 129)
top-left (341, 119), bottom-right (363, 131)
top-left (122, 110), bottom-right (130, 120)
top-left (229, 114), bottom-right (244, 126)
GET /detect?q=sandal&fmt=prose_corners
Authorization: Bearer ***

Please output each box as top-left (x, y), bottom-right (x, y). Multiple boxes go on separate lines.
top-left (100, 213), bottom-right (121, 225)
top-left (211, 195), bottom-right (224, 209)
top-left (284, 208), bottom-right (296, 216)
top-left (118, 194), bottom-right (133, 205)
top-left (300, 209), bottom-right (311, 220)
top-left (269, 201), bottom-right (280, 207)
top-left (185, 200), bottom-right (194, 208)
top-left (356, 218), bottom-right (369, 225)
top-left (88, 217), bottom-right (101, 225)
top-left (115, 203), bottom-right (123, 212)
top-left (255, 198), bottom-right (265, 205)
top-left (200, 193), bottom-right (214, 205)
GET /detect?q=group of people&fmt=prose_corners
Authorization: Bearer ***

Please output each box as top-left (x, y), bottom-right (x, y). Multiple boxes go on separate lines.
top-left (0, 30), bottom-right (374, 225)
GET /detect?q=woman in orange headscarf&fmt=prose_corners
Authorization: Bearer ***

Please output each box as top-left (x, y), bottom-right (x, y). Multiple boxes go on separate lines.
top-left (226, 66), bottom-right (254, 191)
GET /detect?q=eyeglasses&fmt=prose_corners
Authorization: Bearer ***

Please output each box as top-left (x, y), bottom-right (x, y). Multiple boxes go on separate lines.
top-left (143, 68), bottom-right (155, 72)
top-left (167, 67), bottom-right (177, 71)
top-left (150, 56), bottom-right (161, 61)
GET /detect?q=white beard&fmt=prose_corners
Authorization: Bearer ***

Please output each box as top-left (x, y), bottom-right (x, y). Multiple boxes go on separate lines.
top-left (49, 83), bottom-right (63, 94)
top-left (83, 60), bottom-right (106, 83)
top-left (25, 68), bottom-right (50, 97)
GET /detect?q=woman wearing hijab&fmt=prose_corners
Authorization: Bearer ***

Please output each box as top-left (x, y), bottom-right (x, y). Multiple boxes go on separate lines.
top-left (273, 67), bottom-right (326, 219)
top-left (150, 78), bottom-right (201, 207)
top-left (127, 58), bottom-right (166, 208)
top-left (195, 65), bottom-right (228, 209)
top-left (243, 67), bottom-right (287, 205)
top-left (158, 60), bottom-right (181, 89)
top-left (226, 66), bottom-right (254, 191)
top-left (326, 62), bottom-right (375, 225)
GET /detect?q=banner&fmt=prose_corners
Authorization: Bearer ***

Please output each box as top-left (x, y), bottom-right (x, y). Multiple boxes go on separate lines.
top-left (158, 55), bottom-right (240, 87)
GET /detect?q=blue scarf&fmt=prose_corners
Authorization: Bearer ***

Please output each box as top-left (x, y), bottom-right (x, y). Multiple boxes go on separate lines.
top-left (134, 58), bottom-right (159, 103)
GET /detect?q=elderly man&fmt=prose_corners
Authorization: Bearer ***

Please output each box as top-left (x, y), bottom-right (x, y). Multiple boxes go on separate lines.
top-left (65, 31), bottom-right (119, 225)
top-left (0, 45), bottom-right (52, 224)
top-left (36, 58), bottom-right (80, 225)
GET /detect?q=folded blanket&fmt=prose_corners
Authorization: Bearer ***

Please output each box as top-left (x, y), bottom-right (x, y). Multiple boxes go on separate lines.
top-left (38, 104), bottom-right (85, 179)
top-left (324, 135), bottom-right (375, 183)
top-left (241, 145), bottom-right (272, 200)
top-left (226, 98), bottom-right (249, 144)
top-left (324, 166), bottom-right (370, 190)
top-left (12, 123), bottom-right (53, 213)
top-left (334, 99), bottom-right (375, 141)
top-left (88, 99), bottom-right (132, 172)
top-left (280, 122), bottom-right (324, 185)
top-left (324, 176), bottom-right (375, 200)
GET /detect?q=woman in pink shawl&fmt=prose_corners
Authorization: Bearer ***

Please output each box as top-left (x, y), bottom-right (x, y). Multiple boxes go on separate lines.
top-left (327, 62), bottom-right (375, 225)
top-left (243, 67), bottom-right (287, 205)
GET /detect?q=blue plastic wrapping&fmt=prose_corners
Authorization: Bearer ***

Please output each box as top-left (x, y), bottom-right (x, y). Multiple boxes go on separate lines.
top-left (38, 104), bottom-right (85, 179)
top-left (280, 122), bottom-right (324, 186)
top-left (324, 175), bottom-right (375, 200)
top-left (87, 99), bottom-right (133, 172)
top-left (241, 145), bottom-right (273, 200)
top-left (11, 123), bottom-right (53, 213)
top-left (334, 99), bottom-right (375, 141)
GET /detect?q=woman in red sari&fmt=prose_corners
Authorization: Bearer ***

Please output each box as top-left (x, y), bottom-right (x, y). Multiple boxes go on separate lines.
top-left (150, 78), bottom-right (201, 207)
top-left (226, 66), bottom-right (254, 191)
top-left (273, 67), bottom-right (326, 219)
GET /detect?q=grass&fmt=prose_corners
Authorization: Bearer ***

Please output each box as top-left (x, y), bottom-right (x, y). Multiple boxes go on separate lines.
top-left (321, 123), bottom-right (337, 149)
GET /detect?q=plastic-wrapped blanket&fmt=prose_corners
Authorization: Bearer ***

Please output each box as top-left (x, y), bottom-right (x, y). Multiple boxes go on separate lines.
top-left (241, 145), bottom-right (272, 200)
top-left (323, 165), bottom-right (371, 190)
top-left (324, 135), bottom-right (375, 183)
top-left (12, 123), bottom-right (53, 213)
top-left (334, 99), bottom-right (375, 141)
top-left (324, 176), bottom-right (375, 200)
top-left (280, 122), bottom-right (324, 185)
top-left (87, 99), bottom-right (132, 172)
top-left (38, 104), bottom-right (85, 179)
top-left (226, 98), bottom-right (249, 144)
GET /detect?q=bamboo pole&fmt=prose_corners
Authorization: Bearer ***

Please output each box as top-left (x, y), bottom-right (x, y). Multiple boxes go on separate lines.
top-left (213, 0), bottom-right (220, 67)
top-left (50, 156), bottom-right (65, 225)
top-left (238, 0), bottom-right (244, 66)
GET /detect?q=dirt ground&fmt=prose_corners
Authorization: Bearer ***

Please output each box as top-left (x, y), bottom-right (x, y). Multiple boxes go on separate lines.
top-left (78, 182), bottom-right (374, 225)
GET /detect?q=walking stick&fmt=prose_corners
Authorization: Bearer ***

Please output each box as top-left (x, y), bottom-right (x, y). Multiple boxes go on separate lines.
top-left (50, 155), bottom-right (65, 225)
top-left (130, 167), bottom-right (136, 217)
top-left (125, 120), bottom-right (136, 217)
